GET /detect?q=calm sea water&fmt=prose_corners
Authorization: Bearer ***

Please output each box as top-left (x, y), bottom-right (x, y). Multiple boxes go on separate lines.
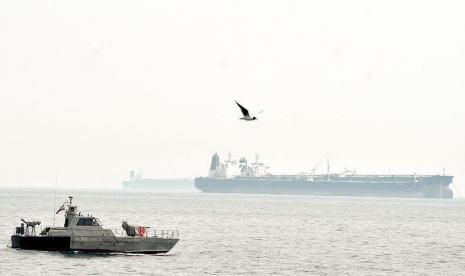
top-left (0, 188), bottom-right (464, 275)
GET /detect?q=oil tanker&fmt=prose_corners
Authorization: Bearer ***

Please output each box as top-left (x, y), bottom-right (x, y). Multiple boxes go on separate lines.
top-left (122, 170), bottom-right (194, 190)
top-left (194, 153), bottom-right (454, 198)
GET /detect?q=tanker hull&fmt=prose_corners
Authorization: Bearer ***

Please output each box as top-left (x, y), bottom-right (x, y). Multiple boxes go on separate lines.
top-left (195, 176), bottom-right (453, 199)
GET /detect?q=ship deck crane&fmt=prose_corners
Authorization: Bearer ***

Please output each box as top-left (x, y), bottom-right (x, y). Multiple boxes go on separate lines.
top-left (311, 159), bottom-right (324, 176)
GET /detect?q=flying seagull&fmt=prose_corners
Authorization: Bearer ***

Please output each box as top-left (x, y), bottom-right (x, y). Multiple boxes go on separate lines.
top-left (235, 101), bottom-right (262, 121)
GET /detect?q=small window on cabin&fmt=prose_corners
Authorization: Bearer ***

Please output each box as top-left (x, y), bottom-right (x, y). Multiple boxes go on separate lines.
top-left (77, 218), bottom-right (95, 226)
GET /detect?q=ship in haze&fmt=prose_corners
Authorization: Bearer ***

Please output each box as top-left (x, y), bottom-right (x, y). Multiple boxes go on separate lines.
top-left (122, 170), bottom-right (194, 190)
top-left (194, 153), bottom-right (454, 198)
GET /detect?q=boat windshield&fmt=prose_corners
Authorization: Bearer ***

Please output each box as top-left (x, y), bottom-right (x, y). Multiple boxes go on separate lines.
top-left (77, 218), bottom-right (100, 226)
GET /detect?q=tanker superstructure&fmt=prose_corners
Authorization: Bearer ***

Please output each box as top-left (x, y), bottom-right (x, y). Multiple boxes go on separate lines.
top-left (195, 153), bottom-right (454, 199)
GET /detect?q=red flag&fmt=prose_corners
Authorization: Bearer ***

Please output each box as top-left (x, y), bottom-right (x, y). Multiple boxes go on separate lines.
top-left (138, 226), bottom-right (146, 237)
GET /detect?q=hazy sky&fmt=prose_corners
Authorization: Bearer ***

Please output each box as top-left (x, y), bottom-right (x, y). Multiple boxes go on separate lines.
top-left (1, 1), bottom-right (464, 195)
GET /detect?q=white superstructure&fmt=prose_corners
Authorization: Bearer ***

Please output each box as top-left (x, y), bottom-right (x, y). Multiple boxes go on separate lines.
top-left (208, 153), bottom-right (268, 179)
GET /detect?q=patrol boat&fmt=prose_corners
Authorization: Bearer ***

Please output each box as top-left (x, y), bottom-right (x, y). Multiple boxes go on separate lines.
top-left (10, 196), bottom-right (179, 254)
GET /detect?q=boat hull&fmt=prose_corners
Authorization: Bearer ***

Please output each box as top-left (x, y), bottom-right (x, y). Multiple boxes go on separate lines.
top-left (122, 179), bottom-right (194, 190)
top-left (11, 235), bottom-right (71, 251)
top-left (11, 235), bottom-right (179, 254)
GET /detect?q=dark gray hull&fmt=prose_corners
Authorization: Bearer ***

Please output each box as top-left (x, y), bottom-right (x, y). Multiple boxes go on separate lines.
top-left (194, 176), bottom-right (453, 199)
top-left (11, 235), bottom-right (179, 254)
top-left (122, 179), bottom-right (194, 190)
top-left (11, 235), bottom-right (71, 251)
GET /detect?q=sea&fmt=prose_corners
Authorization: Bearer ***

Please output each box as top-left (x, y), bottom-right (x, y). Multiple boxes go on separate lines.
top-left (1, 188), bottom-right (465, 276)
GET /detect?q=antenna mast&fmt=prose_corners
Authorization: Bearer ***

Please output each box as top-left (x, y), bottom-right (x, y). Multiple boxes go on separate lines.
top-left (53, 172), bottom-right (57, 226)
top-left (326, 158), bottom-right (330, 181)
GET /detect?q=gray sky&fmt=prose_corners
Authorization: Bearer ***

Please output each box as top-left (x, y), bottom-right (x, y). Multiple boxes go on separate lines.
top-left (1, 1), bottom-right (464, 195)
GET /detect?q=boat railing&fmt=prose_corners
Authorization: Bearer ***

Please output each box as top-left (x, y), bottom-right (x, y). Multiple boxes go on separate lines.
top-left (13, 227), bottom-right (43, 236)
top-left (112, 228), bottom-right (179, 239)
top-left (13, 227), bottom-right (179, 239)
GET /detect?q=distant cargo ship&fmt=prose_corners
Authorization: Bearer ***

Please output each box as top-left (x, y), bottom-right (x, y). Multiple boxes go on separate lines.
top-left (122, 170), bottom-right (194, 190)
top-left (194, 154), bottom-right (454, 199)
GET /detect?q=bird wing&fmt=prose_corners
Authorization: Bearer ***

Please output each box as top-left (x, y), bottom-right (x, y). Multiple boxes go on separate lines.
top-left (235, 101), bottom-right (250, 117)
